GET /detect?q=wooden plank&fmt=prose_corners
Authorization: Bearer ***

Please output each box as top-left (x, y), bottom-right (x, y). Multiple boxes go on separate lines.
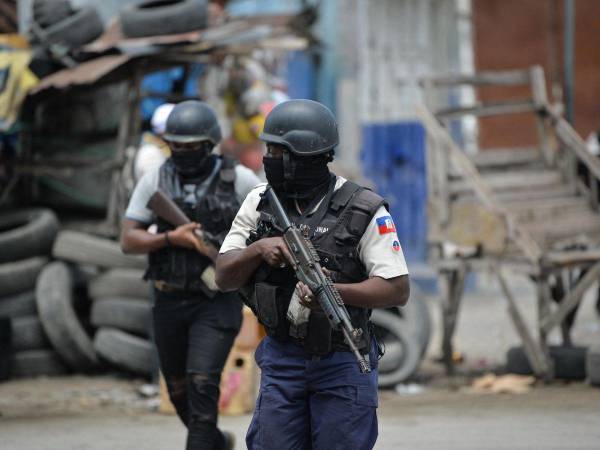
top-left (421, 69), bottom-right (531, 87)
top-left (497, 270), bottom-right (549, 377)
top-left (492, 185), bottom-right (578, 203)
top-left (540, 261), bottom-right (600, 333)
top-left (468, 147), bottom-right (541, 169)
top-left (449, 170), bottom-right (563, 195)
top-left (506, 196), bottom-right (589, 224)
top-left (418, 105), bottom-right (543, 263)
top-left (544, 249), bottom-right (600, 266)
top-left (536, 277), bottom-right (555, 380)
top-left (440, 266), bottom-right (467, 375)
top-left (435, 100), bottom-right (535, 120)
top-left (550, 108), bottom-right (600, 180)
top-left (525, 213), bottom-right (600, 242)
top-left (530, 66), bottom-right (554, 166)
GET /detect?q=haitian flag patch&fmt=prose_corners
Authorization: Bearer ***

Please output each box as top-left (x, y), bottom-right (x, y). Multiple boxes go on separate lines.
top-left (392, 240), bottom-right (400, 252)
top-left (376, 216), bottom-right (396, 235)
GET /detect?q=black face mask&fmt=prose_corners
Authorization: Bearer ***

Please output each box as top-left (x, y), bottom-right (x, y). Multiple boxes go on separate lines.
top-left (170, 144), bottom-right (214, 179)
top-left (263, 153), bottom-right (331, 199)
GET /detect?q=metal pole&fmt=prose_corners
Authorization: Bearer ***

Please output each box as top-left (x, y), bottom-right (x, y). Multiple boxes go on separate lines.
top-left (564, 0), bottom-right (575, 124)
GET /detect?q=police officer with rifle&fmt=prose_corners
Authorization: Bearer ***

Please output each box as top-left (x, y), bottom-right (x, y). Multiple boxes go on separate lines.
top-left (215, 99), bottom-right (410, 450)
top-left (121, 100), bottom-right (260, 450)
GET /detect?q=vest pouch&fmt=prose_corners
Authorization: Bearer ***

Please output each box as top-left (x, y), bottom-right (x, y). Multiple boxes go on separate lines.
top-left (255, 282), bottom-right (280, 331)
top-left (304, 310), bottom-right (332, 355)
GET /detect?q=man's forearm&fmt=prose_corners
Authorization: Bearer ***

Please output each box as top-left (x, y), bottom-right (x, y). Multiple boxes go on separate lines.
top-left (215, 244), bottom-right (263, 292)
top-left (335, 275), bottom-right (409, 308)
top-left (121, 229), bottom-right (168, 254)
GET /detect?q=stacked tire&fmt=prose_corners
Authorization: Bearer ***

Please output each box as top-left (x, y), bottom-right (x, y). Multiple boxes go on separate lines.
top-left (52, 231), bottom-right (156, 377)
top-left (0, 209), bottom-right (68, 378)
top-left (372, 284), bottom-right (431, 388)
top-left (89, 269), bottom-right (155, 377)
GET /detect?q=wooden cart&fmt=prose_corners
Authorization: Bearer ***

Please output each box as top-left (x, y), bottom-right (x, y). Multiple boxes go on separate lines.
top-left (419, 66), bottom-right (600, 379)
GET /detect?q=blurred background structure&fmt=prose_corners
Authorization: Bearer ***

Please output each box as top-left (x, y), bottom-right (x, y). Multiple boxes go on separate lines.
top-left (1, 1), bottom-right (600, 439)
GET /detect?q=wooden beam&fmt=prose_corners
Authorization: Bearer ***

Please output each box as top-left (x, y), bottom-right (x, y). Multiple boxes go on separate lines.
top-left (540, 260), bottom-right (600, 333)
top-left (435, 100), bottom-right (536, 120)
top-left (497, 270), bottom-right (550, 377)
top-left (469, 147), bottom-right (540, 169)
top-left (549, 107), bottom-right (600, 180)
top-left (420, 69), bottom-right (531, 88)
top-left (419, 105), bottom-right (543, 263)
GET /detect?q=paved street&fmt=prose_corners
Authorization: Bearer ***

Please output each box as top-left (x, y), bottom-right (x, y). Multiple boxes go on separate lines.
top-left (1, 273), bottom-right (599, 449)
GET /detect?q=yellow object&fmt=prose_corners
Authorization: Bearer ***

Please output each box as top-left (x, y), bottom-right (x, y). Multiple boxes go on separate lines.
top-left (232, 114), bottom-right (265, 144)
top-left (158, 373), bottom-right (177, 415)
top-left (0, 47), bottom-right (38, 131)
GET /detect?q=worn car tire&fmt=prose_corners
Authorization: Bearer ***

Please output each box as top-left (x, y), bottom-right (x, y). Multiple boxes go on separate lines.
top-left (371, 309), bottom-right (421, 387)
top-left (388, 284), bottom-right (431, 356)
top-left (586, 344), bottom-right (600, 387)
top-left (53, 230), bottom-right (145, 269)
top-left (0, 291), bottom-right (37, 318)
top-left (33, 0), bottom-right (73, 29)
top-left (91, 299), bottom-right (151, 336)
top-left (120, 0), bottom-right (208, 38)
top-left (507, 345), bottom-right (588, 380)
top-left (0, 257), bottom-right (48, 298)
top-left (94, 328), bottom-right (154, 376)
top-left (0, 209), bottom-right (59, 264)
top-left (11, 349), bottom-right (69, 378)
top-left (36, 262), bottom-right (99, 371)
top-left (11, 316), bottom-right (50, 352)
top-left (89, 269), bottom-right (149, 300)
top-left (43, 6), bottom-right (104, 48)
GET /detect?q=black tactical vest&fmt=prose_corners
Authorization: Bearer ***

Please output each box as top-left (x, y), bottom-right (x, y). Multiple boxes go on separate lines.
top-left (145, 155), bottom-right (240, 294)
top-left (243, 178), bottom-right (387, 355)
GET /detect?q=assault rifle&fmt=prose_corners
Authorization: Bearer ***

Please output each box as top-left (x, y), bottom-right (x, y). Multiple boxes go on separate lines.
top-left (263, 186), bottom-right (371, 374)
top-left (146, 190), bottom-right (218, 291)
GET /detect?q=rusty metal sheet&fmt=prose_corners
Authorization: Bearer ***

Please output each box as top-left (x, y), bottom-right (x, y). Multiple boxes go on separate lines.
top-left (30, 54), bottom-right (133, 94)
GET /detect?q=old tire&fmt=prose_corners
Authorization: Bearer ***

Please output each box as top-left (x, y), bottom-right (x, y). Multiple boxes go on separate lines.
top-left (586, 344), bottom-right (600, 386)
top-left (11, 349), bottom-right (68, 378)
top-left (53, 230), bottom-right (145, 269)
top-left (89, 269), bottom-right (149, 300)
top-left (94, 328), bottom-right (154, 376)
top-left (507, 345), bottom-right (588, 380)
top-left (11, 316), bottom-right (50, 352)
top-left (371, 309), bottom-right (421, 387)
top-left (120, 0), bottom-right (208, 38)
top-left (0, 291), bottom-right (37, 318)
top-left (91, 299), bottom-right (151, 336)
top-left (397, 284), bottom-right (431, 356)
top-left (36, 262), bottom-right (99, 371)
top-left (0, 257), bottom-right (48, 297)
top-left (0, 208), bottom-right (59, 264)
top-left (43, 6), bottom-right (104, 48)
top-left (33, 0), bottom-right (73, 29)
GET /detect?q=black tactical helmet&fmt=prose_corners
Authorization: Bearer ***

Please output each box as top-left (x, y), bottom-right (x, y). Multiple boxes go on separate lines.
top-left (163, 100), bottom-right (222, 144)
top-left (260, 99), bottom-right (338, 155)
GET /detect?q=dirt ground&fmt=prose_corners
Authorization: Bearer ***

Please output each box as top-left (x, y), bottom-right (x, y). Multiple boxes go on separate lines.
top-left (1, 273), bottom-right (600, 449)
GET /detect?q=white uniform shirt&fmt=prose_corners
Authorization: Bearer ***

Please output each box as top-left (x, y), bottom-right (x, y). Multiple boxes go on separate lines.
top-left (220, 177), bottom-right (409, 279)
top-left (125, 161), bottom-right (261, 224)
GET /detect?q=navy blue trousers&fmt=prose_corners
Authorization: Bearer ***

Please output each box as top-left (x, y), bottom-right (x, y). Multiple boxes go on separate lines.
top-left (246, 336), bottom-right (379, 450)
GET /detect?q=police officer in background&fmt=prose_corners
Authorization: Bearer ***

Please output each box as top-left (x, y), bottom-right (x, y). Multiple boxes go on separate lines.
top-left (215, 99), bottom-right (410, 450)
top-left (121, 100), bottom-right (260, 450)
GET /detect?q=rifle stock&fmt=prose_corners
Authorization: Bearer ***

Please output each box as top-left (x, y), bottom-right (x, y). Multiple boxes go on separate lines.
top-left (147, 191), bottom-right (191, 227)
top-left (146, 190), bottom-right (218, 292)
